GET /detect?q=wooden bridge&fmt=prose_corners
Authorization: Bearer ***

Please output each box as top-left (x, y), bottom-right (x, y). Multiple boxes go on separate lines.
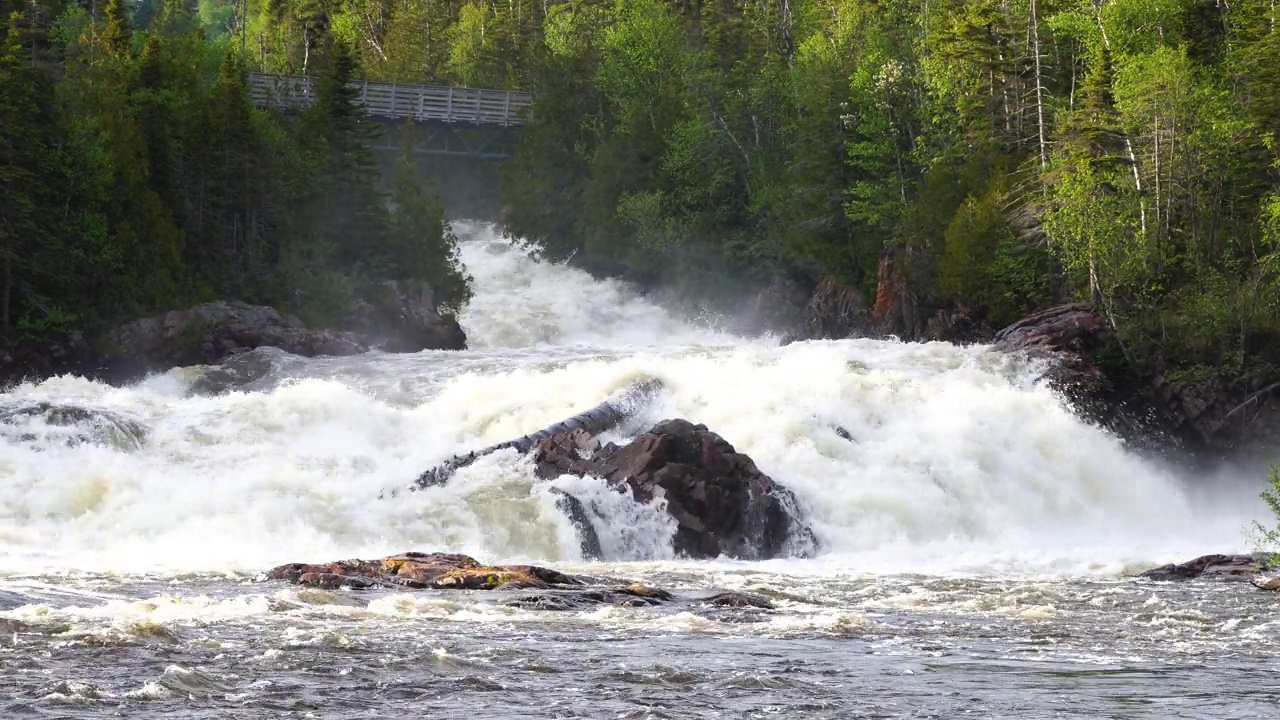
top-left (247, 73), bottom-right (531, 158)
top-left (248, 73), bottom-right (532, 128)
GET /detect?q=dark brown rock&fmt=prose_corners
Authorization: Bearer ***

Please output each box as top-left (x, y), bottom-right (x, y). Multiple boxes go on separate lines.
top-left (797, 276), bottom-right (870, 341)
top-left (993, 303), bottom-right (1109, 393)
top-left (534, 419), bottom-right (818, 560)
top-left (267, 550), bottom-right (783, 613)
top-left (268, 552), bottom-right (580, 591)
top-left (1139, 553), bottom-right (1268, 580)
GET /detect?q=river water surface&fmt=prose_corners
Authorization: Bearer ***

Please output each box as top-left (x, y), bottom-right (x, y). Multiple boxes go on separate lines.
top-left (2, 223), bottom-right (1277, 719)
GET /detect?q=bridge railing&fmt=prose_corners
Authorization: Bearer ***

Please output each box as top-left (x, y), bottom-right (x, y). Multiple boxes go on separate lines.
top-left (247, 73), bottom-right (533, 128)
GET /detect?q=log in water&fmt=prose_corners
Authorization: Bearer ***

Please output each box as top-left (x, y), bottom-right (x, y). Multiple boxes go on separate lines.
top-left (412, 378), bottom-right (664, 489)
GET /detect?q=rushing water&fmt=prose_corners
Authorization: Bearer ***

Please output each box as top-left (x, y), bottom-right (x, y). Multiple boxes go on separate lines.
top-left (2, 223), bottom-right (1277, 718)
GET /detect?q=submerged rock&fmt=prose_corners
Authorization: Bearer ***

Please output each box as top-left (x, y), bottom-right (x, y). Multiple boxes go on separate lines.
top-left (1139, 553), bottom-right (1270, 580)
top-left (534, 419), bottom-right (818, 560)
top-left (993, 303), bottom-right (1109, 394)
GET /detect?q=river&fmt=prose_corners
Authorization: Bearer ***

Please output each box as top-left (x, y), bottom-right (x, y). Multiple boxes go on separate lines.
top-left (2, 223), bottom-right (1276, 718)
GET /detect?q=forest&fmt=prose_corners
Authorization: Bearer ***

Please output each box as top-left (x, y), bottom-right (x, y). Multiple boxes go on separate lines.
top-left (2, 0), bottom-right (1279, 390)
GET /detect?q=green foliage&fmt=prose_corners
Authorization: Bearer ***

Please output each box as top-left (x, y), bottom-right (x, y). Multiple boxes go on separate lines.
top-left (16, 307), bottom-right (78, 343)
top-left (0, 0), bottom-right (473, 348)
top-left (1253, 466), bottom-right (1280, 559)
top-left (386, 130), bottom-right (472, 314)
top-left (288, 267), bottom-right (356, 328)
top-left (5, 0), bottom-right (1280, 392)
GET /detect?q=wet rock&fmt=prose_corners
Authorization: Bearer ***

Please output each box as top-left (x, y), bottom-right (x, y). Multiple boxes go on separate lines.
top-left (993, 303), bottom-right (1109, 394)
top-left (267, 552), bottom-right (581, 591)
top-left (267, 549), bottom-right (783, 615)
top-left (186, 346), bottom-right (307, 395)
top-left (109, 300), bottom-right (366, 375)
top-left (534, 419), bottom-right (818, 560)
top-left (619, 584), bottom-right (674, 602)
top-left (1147, 369), bottom-right (1280, 454)
top-left (345, 280), bottom-right (466, 352)
top-left (1139, 553), bottom-right (1269, 580)
top-left (795, 276), bottom-right (870, 341)
top-left (0, 332), bottom-right (95, 390)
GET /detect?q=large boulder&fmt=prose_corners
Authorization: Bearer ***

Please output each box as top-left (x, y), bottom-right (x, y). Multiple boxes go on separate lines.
top-left (533, 419), bottom-right (818, 560)
top-left (108, 300), bottom-right (365, 374)
top-left (345, 280), bottom-right (466, 352)
top-left (993, 303), bottom-right (1109, 393)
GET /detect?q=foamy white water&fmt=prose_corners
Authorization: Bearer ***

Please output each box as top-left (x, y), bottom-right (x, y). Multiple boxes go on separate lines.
top-left (0, 222), bottom-right (1266, 576)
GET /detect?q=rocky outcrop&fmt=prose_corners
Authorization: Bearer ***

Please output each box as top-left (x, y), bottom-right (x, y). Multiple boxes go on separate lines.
top-left (791, 250), bottom-right (927, 342)
top-left (266, 551), bottom-right (778, 612)
top-left (925, 303), bottom-right (994, 344)
top-left (3, 283), bottom-right (467, 389)
top-left (186, 346), bottom-right (308, 395)
top-left (993, 303), bottom-right (1110, 393)
top-left (108, 301), bottom-right (365, 376)
top-left (1139, 553), bottom-right (1270, 580)
top-left (1148, 371), bottom-right (1280, 454)
top-left (797, 276), bottom-right (870, 341)
top-left (0, 331), bottom-right (111, 389)
top-left (267, 552), bottom-right (581, 590)
top-left (533, 419), bottom-right (818, 560)
top-left (345, 280), bottom-right (466, 352)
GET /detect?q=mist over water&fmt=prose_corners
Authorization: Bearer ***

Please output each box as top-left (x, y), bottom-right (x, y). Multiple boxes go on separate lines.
top-left (0, 222), bottom-right (1266, 577)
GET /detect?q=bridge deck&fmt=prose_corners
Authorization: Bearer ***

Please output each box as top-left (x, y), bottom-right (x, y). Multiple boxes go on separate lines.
top-left (248, 73), bottom-right (532, 128)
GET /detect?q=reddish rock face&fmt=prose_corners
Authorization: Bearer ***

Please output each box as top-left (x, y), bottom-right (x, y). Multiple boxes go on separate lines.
top-left (533, 419), bottom-right (818, 560)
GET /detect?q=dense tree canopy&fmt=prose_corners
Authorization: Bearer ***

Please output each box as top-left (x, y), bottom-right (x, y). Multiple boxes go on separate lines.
top-left (0, 0), bottom-right (467, 345)
top-left (2, 0), bottom-right (1278, 390)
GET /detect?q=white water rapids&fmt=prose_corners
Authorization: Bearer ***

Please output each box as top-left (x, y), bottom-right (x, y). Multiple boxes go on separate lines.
top-left (0, 222), bottom-right (1267, 578)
